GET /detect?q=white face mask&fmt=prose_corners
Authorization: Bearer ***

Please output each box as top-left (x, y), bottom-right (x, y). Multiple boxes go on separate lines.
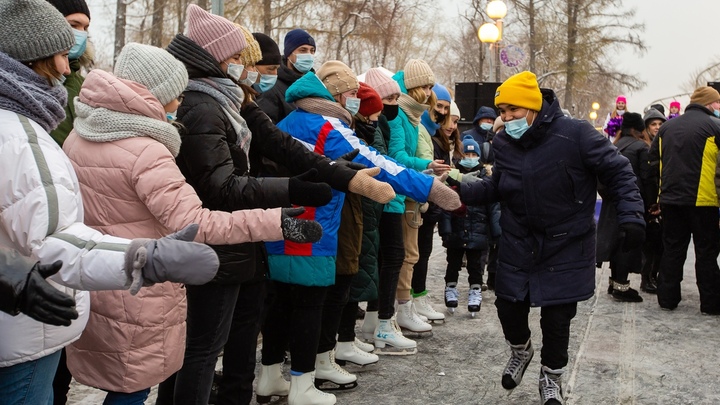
top-left (226, 63), bottom-right (244, 81)
top-left (241, 70), bottom-right (259, 86)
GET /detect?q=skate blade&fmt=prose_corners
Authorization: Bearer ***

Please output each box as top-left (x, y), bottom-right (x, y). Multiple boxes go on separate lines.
top-left (469, 312), bottom-right (478, 318)
top-left (399, 328), bottom-right (433, 338)
top-left (315, 379), bottom-right (358, 391)
top-left (447, 307), bottom-right (456, 315)
top-left (427, 317), bottom-right (446, 324)
top-left (335, 358), bottom-right (379, 367)
top-left (373, 346), bottom-right (418, 356)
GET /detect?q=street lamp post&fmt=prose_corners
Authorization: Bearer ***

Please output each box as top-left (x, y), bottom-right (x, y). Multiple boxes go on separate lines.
top-left (478, 0), bottom-right (507, 82)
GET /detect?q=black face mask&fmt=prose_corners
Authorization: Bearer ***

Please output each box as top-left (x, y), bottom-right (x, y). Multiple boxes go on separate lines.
top-left (434, 111), bottom-right (448, 124)
top-left (382, 104), bottom-right (399, 121)
top-left (370, 120), bottom-right (378, 128)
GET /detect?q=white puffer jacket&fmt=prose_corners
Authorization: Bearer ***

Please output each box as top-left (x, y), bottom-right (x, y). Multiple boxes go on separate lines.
top-left (0, 109), bottom-right (131, 367)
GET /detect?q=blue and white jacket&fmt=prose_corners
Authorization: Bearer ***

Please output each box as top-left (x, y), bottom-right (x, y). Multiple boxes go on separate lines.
top-left (266, 72), bottom-right (434, 286)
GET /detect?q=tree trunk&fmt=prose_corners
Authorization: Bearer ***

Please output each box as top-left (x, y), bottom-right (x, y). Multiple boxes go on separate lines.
top-left (263, 0), bottom-right (272, 35)
top-left (150, 0), bottom-right (165, 47)
top-left (197, 0), bottom-right (207, 9)
top-left (564, 0), bottom-right (579, 108)
top-left (528, 0), bottom-right (536, 72)
top-left (114, 0), bottom-right (127, 66)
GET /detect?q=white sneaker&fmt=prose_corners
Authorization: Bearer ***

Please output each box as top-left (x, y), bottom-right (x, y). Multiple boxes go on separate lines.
top-left (374, 318), bottom-right (417, 355)
top-left (396, 301), bottom-right (432, 333)
top-left (361, 311), bottom-right (378, 342)
top-left (334, 341), bottom-right (379, 366)
top-left (353, 337), bottom-right (374, 353)
top-left (413, 294), bottom-right (445, 321)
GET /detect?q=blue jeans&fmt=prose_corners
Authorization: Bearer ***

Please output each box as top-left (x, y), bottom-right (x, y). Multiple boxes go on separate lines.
top-left (103, 388), bottom-right (150, 405)
top-left (0, 350), bottom-right (62, 405)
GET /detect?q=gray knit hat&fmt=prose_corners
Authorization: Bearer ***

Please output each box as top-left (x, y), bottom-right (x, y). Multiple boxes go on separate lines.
top-left (0, 0), bottom-right (75, 62)
top-left (114, 43), bottom-right (189, 106)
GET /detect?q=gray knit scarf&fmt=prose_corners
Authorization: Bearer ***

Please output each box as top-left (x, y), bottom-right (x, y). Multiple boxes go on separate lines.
top-left (295, 97), bottom-right (353, 125)
top-left (398, 93), bottom-right (427, 127)
top-left (73, 99), bottom-right (182, 157)
top-left (0, 51), bottom-right (67, 132)
top-left (185, 77), bottom-right (252, 170)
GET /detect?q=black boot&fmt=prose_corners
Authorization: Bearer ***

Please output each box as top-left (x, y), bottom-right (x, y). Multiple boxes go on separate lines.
top-left (607, 277), bottom-right (614, 294)
top-left (487, 272), bottom-right (495, 291)
top-left (611, 281), bottom-right (643, 302)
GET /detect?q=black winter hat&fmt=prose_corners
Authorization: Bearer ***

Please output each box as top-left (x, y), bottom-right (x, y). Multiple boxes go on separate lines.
top-left (253, 32), bottom-right (281, 66)
top-left (473, 106), bottom-right (497, 124)
top-left (46, 0), bottom-right (90, 19)
top-left (650, 103), bottom-right (665, 115)
top-left (621, 112), bottom-right (645, 132)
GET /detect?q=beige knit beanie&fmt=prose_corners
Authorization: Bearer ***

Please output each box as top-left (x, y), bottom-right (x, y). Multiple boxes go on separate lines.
top-left (185, 4), bottom-right (246, 63)
top-left (316, 60), bottom-right (359, 97)
top-left (690, 86), bottom-right (720, 107)
top-left (403, 59), bottom-right (435, 90)
top-left (235, 24), bottom-right (262, 66)
top-left (364, 67), bottom-right (401, 99)
top-left (114, 43), bottom-right (189, 106)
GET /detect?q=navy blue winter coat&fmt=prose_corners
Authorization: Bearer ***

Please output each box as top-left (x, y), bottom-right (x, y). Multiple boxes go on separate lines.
top-left (457, 90), bottom-right (645, 307)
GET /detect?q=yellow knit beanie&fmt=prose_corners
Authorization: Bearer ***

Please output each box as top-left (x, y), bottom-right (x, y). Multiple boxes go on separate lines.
top-left (494, 71), bottom-right (543, 111)
top-left (234, 24), bottom-right (262, 66)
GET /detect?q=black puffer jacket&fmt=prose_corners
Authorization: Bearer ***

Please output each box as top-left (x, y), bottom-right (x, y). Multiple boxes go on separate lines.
top-left (256, 59), bottom-right (304, 124)
top-left (168, 35), bottom-right (357, 283)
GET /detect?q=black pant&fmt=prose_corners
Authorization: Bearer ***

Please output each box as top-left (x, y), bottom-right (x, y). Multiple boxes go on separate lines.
top-left (317, 274), bottom-right (354, 353)
top-left (487, 242), bottom-right (499, 275)
top-left (657, 205), bottom-right (720, 312)
top-left (610, 244), bottom-right (642, 283)
top-left (216, 278), bottom-right (271, 405)
top-left (338, 300), bottom-right (359, 342)
top-left (412, 216), bottom-right (437, 294)
top-left (51, 349), bottom-right (72, 405)
top-left (445, 247), bottom-right (485, 286)
top-left (173, 282), bottom-right (241, 405)
top-left (261, 281), bottom-right (328, 372)
top-left (372, 212), bottom-right (404, 320)
top-left (495, 297), bottom-right (577, 370)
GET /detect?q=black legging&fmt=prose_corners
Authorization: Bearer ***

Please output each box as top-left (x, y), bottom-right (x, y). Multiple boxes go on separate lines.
top-left (367, 212), bottom-right (404, 319)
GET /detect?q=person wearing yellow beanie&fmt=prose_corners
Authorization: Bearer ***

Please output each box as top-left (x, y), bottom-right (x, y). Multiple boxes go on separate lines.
top-left (446, 70), bottom-right (645, 405)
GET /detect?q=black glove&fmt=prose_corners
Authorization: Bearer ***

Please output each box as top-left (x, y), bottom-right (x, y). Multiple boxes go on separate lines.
top-left (619, 222), bottom-right (645, 252)
top-left (288, 169), bottom-right (333, 207)
top-left (446, 175), bottom-right (462, 188)
top-left (281, 207), bottom-right (323, 243)
top-left (18, 261), bottom-right (79, 327)
top-left (332, 149), bottom-right (366, 170)
top-left (354, 122), bottom-right (377, 144)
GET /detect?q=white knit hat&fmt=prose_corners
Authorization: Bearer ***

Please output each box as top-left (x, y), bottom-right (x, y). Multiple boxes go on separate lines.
top-left (114, 43), bottom-right (189, 106)
top-left (450, 101), bottom-right (460, 118)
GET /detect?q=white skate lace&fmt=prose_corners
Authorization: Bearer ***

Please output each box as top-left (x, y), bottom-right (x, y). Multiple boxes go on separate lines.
top-left (468, 289), bottom-right (482, 306)
top-left (330, 351), bottom-right (354, 376)
top-left (505, 348), bottom-right (531, 378)
top-left (445, 287), bottom-right (459, 303)
top-left (539, 370), bottom-right (562, 400)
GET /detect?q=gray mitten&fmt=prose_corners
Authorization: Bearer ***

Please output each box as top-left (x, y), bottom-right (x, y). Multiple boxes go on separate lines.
top-left (281, 207), bottom-right (323, 244)
top-left (124, 224), bottom-right (219, 295)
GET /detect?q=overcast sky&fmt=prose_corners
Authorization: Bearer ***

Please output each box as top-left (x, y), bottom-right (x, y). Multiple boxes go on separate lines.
top-left (88, 0), bottom-right (719, 113)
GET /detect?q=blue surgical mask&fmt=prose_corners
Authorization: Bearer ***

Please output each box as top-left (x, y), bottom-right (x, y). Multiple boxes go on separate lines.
top-left (226, 63), bottom-right (244, 81)
top-left (258, 74), bottom-right (277, 92)
top-left (344, 96), bottom-right (361, 116)
top-left (459, 157), bottom-right (480, 169)
top-left (241, 70), bottom-right (259, 86)
top-left (714, 110), bottom-right (720, 118)
top-left (53, 74), bottom-right (66, 87)
top-left (69, 29), bottom-right (88, 60)
top-left (504, 113), bottom-right (532, 139)
top-left (292, 53), bottom-right (314, 73)
top-left (166, 111), bottom-right (177, 122)
top-left (480, 122), bottom-right (493, 131)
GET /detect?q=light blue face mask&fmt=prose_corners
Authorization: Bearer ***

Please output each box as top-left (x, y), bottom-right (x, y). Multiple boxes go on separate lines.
top-left (345, 96), bottom-right (361, 116)
top-left (53, 74), bottom-right (66, 87)
top-left (258, 74), bottom-right (278, 92)
top-left (459, 157), bottom-right (480, 169)
top-left (69, 29), bottom-right (88, 60)
top-left (479, 122), bottom-right (493, 131)
top-left (241, 70), bottom-right (259, 86)
top-left (505, 113), bottom-right (532, 139)
top-left (166, 111), bottom-right (177, 122)
top-left (292, 53), bottom-right (314, 73)
top-left (714, 110), bottom-right (720, 118)
top-left (226, 63), bottom-right (244, 81)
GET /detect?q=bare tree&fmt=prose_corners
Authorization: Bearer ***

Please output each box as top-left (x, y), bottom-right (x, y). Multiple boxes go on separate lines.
top-left (114, 0), bottom-right (128, 64)
top-left (150, 0), bottom-right (165, 47)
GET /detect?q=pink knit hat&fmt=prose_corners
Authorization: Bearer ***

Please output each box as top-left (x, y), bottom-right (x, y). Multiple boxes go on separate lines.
top-left (364, 67), bottom-right (401, 99)
top-left (616, 95), bottom-right (627, 104)
top-left (670, 101), bottom-right (681, 109)
top-left (185, 4), bottom-right (246, 63)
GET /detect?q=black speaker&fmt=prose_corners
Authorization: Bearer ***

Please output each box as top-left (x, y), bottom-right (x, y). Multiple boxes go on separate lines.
top-left (708, 81), bottom-right (720, 94)
top-left (454, 82), bottom-right (501, 128)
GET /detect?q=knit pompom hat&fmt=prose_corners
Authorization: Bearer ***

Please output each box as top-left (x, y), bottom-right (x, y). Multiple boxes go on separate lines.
top-left (253, 32), bottom-right (281, 66)
top-left (450, 101), bottom-right (461, 118)
top-left (690, 86), bottom-right (720, 107)
top-left (403, 59), bottom-right (435, 90)
top-left (364, 67), bottom-right (400, 99)
top-left (433, 83), bottom-right (451, 102)
top-left (283, 28), bottom-right (315, 58)
top-left (0, 0), bottom-right (75, 62)
top-left (185, 4), bottom-right (246, 63)
top-left (234, 24), bottom-right (262, 66)
top-left (358, 82), bottom-right (383, 117)
top-left (114, 43), bottom-right (189, 106)
top-left (316, 60), bottom-right (359, 97)
top-left (47, 0), bottom-right (90, 19)
top-left (494, 71), bottom-right (542, 111)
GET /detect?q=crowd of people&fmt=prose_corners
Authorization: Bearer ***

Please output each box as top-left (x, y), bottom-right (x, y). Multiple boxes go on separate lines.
top-left (1, 1), bottom-right (720, 405)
